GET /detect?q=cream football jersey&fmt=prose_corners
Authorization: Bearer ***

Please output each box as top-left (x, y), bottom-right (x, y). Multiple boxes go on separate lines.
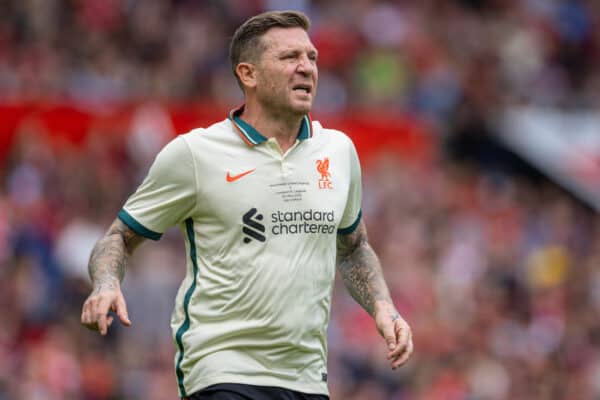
top-left (118, 107), bottom-right (362, 397)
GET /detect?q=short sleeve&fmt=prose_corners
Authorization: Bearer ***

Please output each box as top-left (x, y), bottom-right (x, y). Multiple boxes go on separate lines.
top-left (119, 136), bottom-right (196, 240)
top-left (337, 140), bottom-right (362, 235)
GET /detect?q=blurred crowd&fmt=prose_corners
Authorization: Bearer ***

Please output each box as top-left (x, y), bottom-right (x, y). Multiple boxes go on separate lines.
top-left (2, 0), bottom-right (600, 399)
top-left (2, 0), bottom-right (600, 116)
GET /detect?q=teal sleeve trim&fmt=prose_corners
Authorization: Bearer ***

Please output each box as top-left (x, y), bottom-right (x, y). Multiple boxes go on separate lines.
top-left (337, 210), bottom-right (362, 235)
top-left (175, 218), bottom-right (199, 397)
top-left (117, 209), bottom-right (162, 241)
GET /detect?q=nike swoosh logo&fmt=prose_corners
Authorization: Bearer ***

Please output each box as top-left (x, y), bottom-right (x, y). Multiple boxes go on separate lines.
top-left (226, 168), bottom-right (256, 182)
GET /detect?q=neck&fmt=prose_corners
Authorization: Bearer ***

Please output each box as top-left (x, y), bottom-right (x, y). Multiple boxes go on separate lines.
top-left (241, 102), bottom-right (304, 153)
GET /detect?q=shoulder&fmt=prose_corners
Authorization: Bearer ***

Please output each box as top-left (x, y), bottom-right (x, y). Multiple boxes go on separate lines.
top-left (146, 135), bottom-right (194, 175)
top-left (179, 119), bottom-right (231, 143)
top-left (178, 119), bottom-right (243, 153)
top-left (311, 120), bottom-right (356, 153)
top-left (311, 120), bottom-right (354, 145)
top-left (159, 134), bottom-right (191, 157)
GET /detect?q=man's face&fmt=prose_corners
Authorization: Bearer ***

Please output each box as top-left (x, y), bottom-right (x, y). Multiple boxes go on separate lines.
top-left (254, 27), bottom-right (318, 116)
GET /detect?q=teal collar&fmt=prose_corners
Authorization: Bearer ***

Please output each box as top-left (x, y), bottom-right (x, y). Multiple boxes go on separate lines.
top-left (228, 105), bottom-right (313, 146)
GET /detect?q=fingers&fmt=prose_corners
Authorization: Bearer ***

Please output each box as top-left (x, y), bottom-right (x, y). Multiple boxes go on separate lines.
top-left (113, 296), bottom-right (132, 326)
top-left (387, 319), bottom-right (409, 356)
top-left (81, 299), bottom-right (91, 326)
top-left (381, 320), bottom-right (398, 352)
top-left (81, 296), bottom-right (101, 330)
top-left (96, 296), bottom-right (112, 335)
top-left (81, 311), bottom-right (116, 334)
top-left (98, 312), bottom-right (117, 335)
top-left (391, 335), bottom-right (413, 369)
top-left (387, 319), bottom-right (413, 370)
top-left (80, 289), bottom-right (131, 335)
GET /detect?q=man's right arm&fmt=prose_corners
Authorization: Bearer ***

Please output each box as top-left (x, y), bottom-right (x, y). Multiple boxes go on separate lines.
top-left (81, 218), bottom-right (146, 335)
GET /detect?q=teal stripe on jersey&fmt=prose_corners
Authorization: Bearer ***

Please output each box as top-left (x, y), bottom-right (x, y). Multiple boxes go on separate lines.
top-left (117, 209), bottom-right (162, 240)
top-left (175, 218), bottom-right (199, 397)
top-left (337, 210), bottom-right (362, 235)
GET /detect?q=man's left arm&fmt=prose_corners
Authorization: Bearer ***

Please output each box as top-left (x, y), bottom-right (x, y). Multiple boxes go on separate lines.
top-left (336, 219), bottom-right (413, 369)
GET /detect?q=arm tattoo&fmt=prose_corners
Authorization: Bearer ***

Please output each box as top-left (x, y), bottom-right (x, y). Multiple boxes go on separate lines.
top-left (88, 219), bottom-right (144, 292)
top-left (336, 220), bottom-right (392, 316)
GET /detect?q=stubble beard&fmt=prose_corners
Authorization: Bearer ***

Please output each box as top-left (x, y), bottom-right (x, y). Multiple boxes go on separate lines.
top-left (257, 86), bottom-right (311, 119)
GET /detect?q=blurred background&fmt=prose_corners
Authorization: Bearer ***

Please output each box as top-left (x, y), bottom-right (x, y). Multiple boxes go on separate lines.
top-left (1, 0), bottom-right (600, 399)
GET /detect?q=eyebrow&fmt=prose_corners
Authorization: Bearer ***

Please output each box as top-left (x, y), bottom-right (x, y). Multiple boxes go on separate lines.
top-left (277, 48), bottom-right (318, 56)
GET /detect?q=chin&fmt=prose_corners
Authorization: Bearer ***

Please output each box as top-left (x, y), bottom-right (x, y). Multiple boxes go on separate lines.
top-left (290, 102), bottom-right (313, 115)
top-left (296, 107), bottom-right (312, 115)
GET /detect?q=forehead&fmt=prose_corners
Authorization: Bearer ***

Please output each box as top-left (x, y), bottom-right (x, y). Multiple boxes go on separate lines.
top-left (261, 27), bottom-right (316, 53)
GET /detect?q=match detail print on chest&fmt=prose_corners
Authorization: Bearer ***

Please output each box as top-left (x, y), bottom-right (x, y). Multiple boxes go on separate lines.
top-left (222, 142), bottom-right (336, 204)
top-left (268, 154), bottom-right (335, 204)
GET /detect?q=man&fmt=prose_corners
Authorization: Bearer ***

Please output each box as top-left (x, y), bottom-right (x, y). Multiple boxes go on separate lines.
top-left (81, 10), bottom-right (413, 400)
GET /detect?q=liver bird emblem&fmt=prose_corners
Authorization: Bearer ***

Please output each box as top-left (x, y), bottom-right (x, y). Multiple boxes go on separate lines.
top-left (316, 158), bottom-right (330, 180)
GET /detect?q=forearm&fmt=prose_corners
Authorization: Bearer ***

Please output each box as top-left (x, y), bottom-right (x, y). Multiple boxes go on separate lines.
top-left (337, 221), bottom-right (413, 367)
top-left (336, 221), bottom-right (394, 316)
top-left (88, 219), bottom-right (143, 291)
top-left (89, 235), bottom-right (128, 292)
top-left (337, 243), bottom-right (392, 316)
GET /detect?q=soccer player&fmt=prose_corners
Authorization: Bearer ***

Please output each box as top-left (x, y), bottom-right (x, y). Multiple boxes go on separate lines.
top-left (81, 10), bottom-right (413, 400)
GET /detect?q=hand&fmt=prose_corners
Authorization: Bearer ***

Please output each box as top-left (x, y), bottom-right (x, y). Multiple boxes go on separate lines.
top-left (81, 285), bottom-right (131, 335)
top-left (374, 301), bottom-right (413, 370)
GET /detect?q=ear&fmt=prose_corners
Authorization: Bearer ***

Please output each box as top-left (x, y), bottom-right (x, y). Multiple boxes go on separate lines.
top-left (236, 62), bottom-right (257, 90)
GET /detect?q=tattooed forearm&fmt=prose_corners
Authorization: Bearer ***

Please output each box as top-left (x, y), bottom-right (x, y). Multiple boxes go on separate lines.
top-left (88, 219), bottom-right (144, 291)
top-left (336, 220), bottom-right (393, 316)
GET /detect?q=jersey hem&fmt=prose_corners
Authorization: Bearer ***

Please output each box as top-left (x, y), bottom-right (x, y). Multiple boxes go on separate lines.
top-left (117, 209), bottom-right (162, 240)
top-left (181, 374), bottom-right (329, 399)
top-left (337, 209), bottom-right (362, 235)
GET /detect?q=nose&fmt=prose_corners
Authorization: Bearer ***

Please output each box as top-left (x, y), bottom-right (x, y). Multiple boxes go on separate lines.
top-left (296, 54), bottom-right (316, 76)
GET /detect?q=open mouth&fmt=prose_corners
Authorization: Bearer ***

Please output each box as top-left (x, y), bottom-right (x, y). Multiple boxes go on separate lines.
top-left (292, 84), bottom-right (312, 94)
